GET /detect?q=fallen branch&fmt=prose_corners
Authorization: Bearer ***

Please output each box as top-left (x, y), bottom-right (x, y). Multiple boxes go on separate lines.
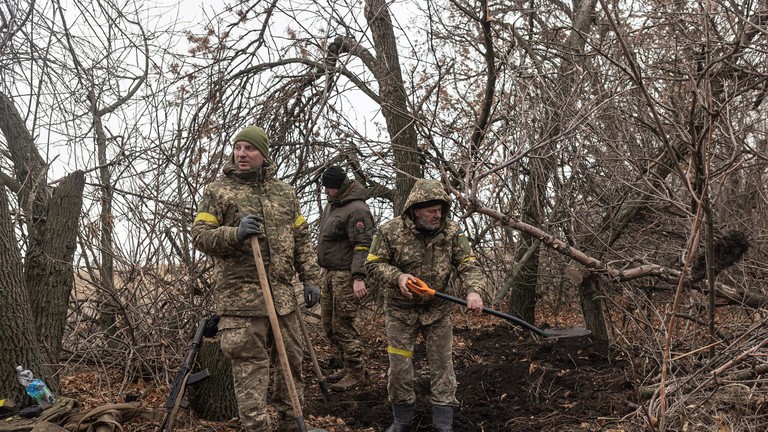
top-left (461, 203), bottom-right (765, 308)
top-left (712, 337), bottom-right (768, 377)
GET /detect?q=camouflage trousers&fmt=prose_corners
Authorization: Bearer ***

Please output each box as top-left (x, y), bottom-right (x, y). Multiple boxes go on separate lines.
top-left (320, 270), bottom-right (364, 367)
top-left (386, 314), bottom-right (459, 407)
top-left (218, 314), bottom-right (304, 431)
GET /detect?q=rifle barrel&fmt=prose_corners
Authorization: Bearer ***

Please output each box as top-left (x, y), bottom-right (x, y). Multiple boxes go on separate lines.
top-left (158, 317), bottom-right (210, 431)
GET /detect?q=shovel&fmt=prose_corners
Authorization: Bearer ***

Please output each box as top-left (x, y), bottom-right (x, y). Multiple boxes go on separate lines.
top-left (405, 278), bottom-right (591, 338)
top-left (250, 237), bottom-right (328, 432)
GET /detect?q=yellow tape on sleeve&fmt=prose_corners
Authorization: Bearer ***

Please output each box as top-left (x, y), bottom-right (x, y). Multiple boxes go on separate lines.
top-left (366, 253), bottom-right (383, 262)
top-left (294, 214), bottom-right (307, 228)
top-left (194, 212), bottom-right (219, 226)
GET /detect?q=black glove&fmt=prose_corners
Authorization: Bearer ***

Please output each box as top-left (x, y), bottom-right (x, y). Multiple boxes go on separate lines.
top-left (236, 214), bottom-right (263, 242)
top-left (304, 285), bottom-right (320, 308)
top-left (203, 314), bottom-right (220, 338)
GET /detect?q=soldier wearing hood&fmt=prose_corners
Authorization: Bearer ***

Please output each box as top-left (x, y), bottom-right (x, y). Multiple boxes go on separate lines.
top-left (365, 179), bottom-right (487, 432)
top-left (316, 165), bottom-right (375, 392)
top-left (191, 126), bottom-right (322, 432)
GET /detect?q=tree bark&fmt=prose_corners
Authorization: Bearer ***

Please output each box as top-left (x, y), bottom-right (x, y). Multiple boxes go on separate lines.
top-left (188, 339), bottom-right (238, 422)
top-left (508, 165), bottom-right (547, 323)
top-left (94, 103), bottom-right (117, 335)
top-left (31, 172), bottom-right (86, 373)
top-left (364, 0), bottom-right (423, 212)
top-left (508, 238), bottom-right (540, 323)
top-left (0, 93), bottom-right (86, 391)
top-left (0, 184), bottom-right (43, 403)
top-left (578, 274), bottom-right (609, 340)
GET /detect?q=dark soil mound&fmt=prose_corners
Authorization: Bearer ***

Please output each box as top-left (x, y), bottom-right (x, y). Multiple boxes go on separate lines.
top-left (304, 316), bottom-right (636, 431)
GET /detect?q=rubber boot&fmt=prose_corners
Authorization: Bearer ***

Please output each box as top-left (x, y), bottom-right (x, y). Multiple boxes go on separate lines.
top-left (432, 405), bottom-right (453, 432)
top-left (385, 404), bottom-right (413, 432)
top-left (329, 364), bottom-right (365, 391)
top-left (326, 368), bottom-right (347, 383)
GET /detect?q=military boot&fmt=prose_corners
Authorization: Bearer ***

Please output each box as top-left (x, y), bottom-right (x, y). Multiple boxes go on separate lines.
top-left (432, 405), bottom-right (453, 432)
top-left (325, 368), bottom-right (347, 383)
top-left (385, 404), bottom-right (413, 432)
top-left (329, 364), bottom-right (365, 391)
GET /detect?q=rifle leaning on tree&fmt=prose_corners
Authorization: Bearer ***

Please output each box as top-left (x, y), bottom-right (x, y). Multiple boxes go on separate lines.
top-left (158, 316), bottom-right (219, 432)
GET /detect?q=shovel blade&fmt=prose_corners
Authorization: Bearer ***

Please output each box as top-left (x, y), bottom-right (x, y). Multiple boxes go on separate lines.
top-left (542, 327), bottom-right (592, 338)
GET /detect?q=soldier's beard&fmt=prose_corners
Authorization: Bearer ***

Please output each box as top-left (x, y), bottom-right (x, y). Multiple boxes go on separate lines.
top-left (415, 214), bottom-right (440, 231)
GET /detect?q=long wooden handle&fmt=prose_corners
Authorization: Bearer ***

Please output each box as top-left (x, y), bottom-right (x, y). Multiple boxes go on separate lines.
top-left (250, 237), bottom-right (307, 431)
top-left (296, 302), bottom-right (331, 402)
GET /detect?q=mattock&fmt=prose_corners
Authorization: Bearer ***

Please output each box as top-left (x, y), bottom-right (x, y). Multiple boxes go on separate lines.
top-left (251, 237), bottom-right (329, 432)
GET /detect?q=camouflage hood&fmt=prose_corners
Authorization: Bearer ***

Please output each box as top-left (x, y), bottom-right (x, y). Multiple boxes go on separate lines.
top-left (402, 179), bottom-right (451, 217)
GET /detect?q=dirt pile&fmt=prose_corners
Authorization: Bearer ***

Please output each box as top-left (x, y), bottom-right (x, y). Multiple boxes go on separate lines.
top-left (305, 315), bottom-right (636, 431)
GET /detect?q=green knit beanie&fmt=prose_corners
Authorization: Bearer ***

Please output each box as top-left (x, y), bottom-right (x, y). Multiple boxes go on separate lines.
top-left (233, 126), bottom-right (269, 160)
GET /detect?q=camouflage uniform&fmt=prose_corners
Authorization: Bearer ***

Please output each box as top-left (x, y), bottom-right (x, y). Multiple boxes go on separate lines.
top-left (317, 179), bottom-right (374, 375)
top-left (192, 158), bottom-right (321, 431)
top-left (365, 179), bottom-right (486, 408)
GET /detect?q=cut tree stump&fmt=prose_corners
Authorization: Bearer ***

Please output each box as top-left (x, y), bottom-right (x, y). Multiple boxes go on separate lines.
top-left (188, 338), bottom-right (238, 422)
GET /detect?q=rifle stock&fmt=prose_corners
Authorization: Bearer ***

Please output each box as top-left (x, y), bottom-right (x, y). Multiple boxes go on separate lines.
top-left (158, 317), bottom-right (211, 432)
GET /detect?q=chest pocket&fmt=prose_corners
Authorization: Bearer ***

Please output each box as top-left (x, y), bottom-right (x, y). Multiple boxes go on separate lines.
top-left (322, 214), bottom-right (346, 241)
top-left (423, 234), bottom-right (455, 287)
top-left (230, 185), bottom-right (264, 222)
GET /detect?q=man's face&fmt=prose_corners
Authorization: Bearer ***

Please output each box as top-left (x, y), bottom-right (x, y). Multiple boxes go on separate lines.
top-left (324, 187), bottom-right (340, 200)
top-left (233, 141), bottom-right (265, 170)
top-left (413, 204), bottom-right (443, 230)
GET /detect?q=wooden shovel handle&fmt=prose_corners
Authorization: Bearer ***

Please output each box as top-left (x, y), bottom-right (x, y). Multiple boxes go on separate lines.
top-left (250, 237), bottom-right (307, 431)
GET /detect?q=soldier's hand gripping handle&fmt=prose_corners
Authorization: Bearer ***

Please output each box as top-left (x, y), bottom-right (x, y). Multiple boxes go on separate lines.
top-left (236, 214), bottom-right (264, 242)
top-left (405, 277), bottom-right (435, 296)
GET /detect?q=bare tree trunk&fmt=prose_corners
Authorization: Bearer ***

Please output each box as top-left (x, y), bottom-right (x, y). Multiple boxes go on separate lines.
top-left (0, 94), bottom-right (55, 359)
top-left (508, 244), bottom-right (539, 324)
top-left (507, 0), bottom-right (599, 328)
top-left (364, 0), bottom-right (422, 212)
top-left (0, 184), bottom-right (43, 403)
top-left (508, 162), bottom-right (547, 323)
top-left (30, 172), bottom-right (86, 376)
top-left (0, 93), bottom-right (86, 390)
top-left (578, 274), bottom-right (608, 340)
top-left (94, 108), bottom-right (117, 334)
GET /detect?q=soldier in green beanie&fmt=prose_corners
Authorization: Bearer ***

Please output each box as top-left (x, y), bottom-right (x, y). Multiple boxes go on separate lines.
top-left (232, 126), bottom-right (271, 164)
top-left (192, 125), bottom-right (322, 431)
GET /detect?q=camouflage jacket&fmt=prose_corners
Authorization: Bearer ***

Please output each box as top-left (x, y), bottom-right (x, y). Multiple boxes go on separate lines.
top-left (191, 160), bottom-right (321, 317)
top-left (365, 179), bottom-right (486, 325)
top-left (317, 179), bottom-right (374, 278)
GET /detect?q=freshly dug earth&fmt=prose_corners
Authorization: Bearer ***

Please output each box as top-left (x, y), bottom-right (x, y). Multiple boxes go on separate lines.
top-left (303, 312), bottom-right (636, 432)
